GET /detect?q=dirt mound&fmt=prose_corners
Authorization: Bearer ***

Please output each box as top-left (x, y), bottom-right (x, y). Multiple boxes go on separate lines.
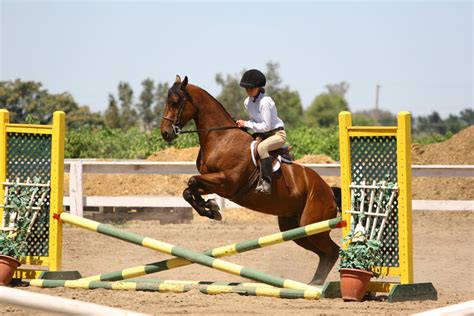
top-left (412, 125), bottom-right (474, 165)
top-left (147, 147), bottom-right (200, 162)
top-left (75, 147), bottom-right (200, 197)
top-left (295, 154), bottom-right (335, 164)
top-left (74, 127), bottom-right (473, 200)
top-left (411, 126), bottom-right (474, 200)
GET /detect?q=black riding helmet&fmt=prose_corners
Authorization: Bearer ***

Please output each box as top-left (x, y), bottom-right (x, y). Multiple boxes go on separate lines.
top-left (240, 69), bottom-right (266, 88)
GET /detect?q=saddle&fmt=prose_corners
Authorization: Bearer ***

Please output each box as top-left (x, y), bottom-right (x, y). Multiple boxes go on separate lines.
top-left (230, 139), bottom-right (293, 200)
top-left (250, 139), bottom-right (293, 172)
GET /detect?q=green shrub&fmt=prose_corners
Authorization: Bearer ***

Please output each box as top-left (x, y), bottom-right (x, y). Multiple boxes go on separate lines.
top-left (287, 126), bottom-right (340, 160)
top-left (65, 126), bottom-right (341, 160)
top-left (413, 132), bottom-right (453, 145)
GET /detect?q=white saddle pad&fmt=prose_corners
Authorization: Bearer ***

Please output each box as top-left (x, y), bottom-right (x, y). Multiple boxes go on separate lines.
top-left (250, 141), bottom-right (281, 172)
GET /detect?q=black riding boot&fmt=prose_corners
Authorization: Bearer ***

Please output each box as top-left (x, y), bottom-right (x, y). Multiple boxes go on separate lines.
top-left (256, 157), bottom-right (273, 194)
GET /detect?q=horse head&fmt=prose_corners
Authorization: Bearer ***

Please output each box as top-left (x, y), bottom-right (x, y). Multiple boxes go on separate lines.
top-left (161, 75), bottom-right (197, 142)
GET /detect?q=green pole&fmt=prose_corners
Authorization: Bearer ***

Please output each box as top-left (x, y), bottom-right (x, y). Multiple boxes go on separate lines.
top-left (29, 279), bottom-right (321, 300)
top-left (56, 213), bottom-right (324, 292)
top-left (78, 217), bottom-right (343, 282)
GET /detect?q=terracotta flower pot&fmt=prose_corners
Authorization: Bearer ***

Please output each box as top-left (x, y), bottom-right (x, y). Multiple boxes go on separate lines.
top-left (339, 268), bottom-right (373, 301)
top-left (0, 255), bottom-right (21, 286)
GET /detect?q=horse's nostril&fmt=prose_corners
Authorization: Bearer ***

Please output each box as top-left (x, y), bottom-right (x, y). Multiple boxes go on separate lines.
top-left (162, 131), bottom-right (169, 140)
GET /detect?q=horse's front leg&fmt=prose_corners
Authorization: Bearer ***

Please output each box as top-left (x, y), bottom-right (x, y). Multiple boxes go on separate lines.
top-left (183, 171), bottom-right (237, 221)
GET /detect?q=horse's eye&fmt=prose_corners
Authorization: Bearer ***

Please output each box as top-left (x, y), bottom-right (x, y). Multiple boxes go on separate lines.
top-left (171, 100), bottom-right (179, 107)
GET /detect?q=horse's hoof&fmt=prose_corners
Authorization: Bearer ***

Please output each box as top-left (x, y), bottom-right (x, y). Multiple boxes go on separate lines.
top-left (211, 209), bottom-right (222, 221)
top-left (207, 199), bottom-right (220, 211)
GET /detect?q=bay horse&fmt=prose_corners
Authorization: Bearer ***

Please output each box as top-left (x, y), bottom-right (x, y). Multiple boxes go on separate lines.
top-left (160, 75), bottom-right (340, 285)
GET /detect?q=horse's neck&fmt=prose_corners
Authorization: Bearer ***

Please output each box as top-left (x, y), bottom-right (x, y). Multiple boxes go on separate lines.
top-left (190, 85), bottom-right (235, 130)
top-left (189, 85), bottom-right (253, 174)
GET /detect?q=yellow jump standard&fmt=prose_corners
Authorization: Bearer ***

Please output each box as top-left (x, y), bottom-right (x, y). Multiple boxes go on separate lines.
top-left (0, 110), bottom-right (65, 279)
top-left (322, 111), bottom-right (437, 302)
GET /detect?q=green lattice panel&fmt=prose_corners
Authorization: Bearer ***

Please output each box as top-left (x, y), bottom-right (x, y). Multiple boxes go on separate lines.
top-left (6, 132), bottom-right (51, 257)
top-left (350, 136), bottom-right (399, 268)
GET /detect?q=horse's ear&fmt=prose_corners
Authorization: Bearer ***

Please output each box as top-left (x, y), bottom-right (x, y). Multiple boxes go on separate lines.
top-left (181, 76), bottom-right (188, 90)
top-left (175, 75), bottom-right (181, 83)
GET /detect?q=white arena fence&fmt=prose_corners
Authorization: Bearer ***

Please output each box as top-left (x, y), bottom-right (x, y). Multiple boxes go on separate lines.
top-left (63, 159), bottom-right (474, 218)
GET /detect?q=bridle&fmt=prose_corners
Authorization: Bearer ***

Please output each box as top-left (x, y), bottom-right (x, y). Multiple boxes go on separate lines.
top-left (161, 87), bottom-right (240, 135)
top-left (161, 86), bottom-right (191, 135)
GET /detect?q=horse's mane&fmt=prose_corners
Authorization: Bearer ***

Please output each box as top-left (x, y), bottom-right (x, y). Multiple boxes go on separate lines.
top-left (194, 85), bottom-right (237, 123)
top-left (170, 80), bottom-right (238, 125)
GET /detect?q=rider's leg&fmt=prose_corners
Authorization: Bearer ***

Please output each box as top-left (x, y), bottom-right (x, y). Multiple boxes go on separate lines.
top-left (256, 130), bottom-right (286, 194)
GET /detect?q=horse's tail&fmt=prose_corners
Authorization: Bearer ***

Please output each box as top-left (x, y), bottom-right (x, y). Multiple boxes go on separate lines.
top-left (331, 186), bottom-right (342, 214)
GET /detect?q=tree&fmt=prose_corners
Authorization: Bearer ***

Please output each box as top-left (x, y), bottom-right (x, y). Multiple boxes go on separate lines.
top-left (444, 114), bottom-right (465, 134)
top-left (153, 82), bottom-right (169, 127)
top-left (67, 106), bottom-right (103, 129)
top-left (215, 61), bottom-right (304, 127)
top-left (117, 82), bottom-right (138, 130)
top-left (272, 89), bottom-right (303, 129)
top-left (264, 62), bottom-right (282, 96)
top-left (264, 62), bottom-right (303, 128)
top-left (215, 73), bottom-right (248, 119)
top-left (460, 108), bottom-right (474, 126)
top-left (415, 111), bottom-right (446, 135)
top-left (0, 79), bottom-right (102, 128)
top-left (104, 94), bottom-right (120, 129)
top-left (305, 82), bottom-right (350, 127)
top-left (326, 82), bottom-right (349, 97)
top-left (137, 79), bottom-right (155, 131)
top-left (352, 109), bottom-right (397, 126)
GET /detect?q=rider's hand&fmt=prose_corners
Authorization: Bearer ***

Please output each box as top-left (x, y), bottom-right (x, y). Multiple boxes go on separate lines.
top-left (236, 120), bottom-right (246, 128)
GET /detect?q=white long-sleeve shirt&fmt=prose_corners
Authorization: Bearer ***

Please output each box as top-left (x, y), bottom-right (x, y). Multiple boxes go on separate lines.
top-left (243, 93), bottom-right (284, 133)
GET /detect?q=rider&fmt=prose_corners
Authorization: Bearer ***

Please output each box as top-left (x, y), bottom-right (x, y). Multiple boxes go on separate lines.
top-left (236, 69), bottom-right (286, 195)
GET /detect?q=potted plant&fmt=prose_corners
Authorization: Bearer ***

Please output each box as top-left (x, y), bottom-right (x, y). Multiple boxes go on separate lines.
top-left (0, 230), bottom-right (24, 285)
top-left (0, 177), bottom-right (48, 286)
top-left (338, 223), bottom-right (382, 301)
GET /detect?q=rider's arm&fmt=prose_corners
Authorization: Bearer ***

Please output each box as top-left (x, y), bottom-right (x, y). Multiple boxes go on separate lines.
top-left (244, 98), bottom-right (273, 132)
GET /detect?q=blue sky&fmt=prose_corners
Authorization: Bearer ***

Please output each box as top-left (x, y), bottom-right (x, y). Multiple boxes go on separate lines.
top-left (1, 1), bottom-right (472, 118)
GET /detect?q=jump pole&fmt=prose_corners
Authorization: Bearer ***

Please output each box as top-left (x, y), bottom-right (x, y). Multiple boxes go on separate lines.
top-left (124, 278), bottom-right (274, 287)
top-left (77, 217), bottom-right (345, 282)
top-left (30, 279), bottom-right (321, 300)
top-left (35, 212), bottom-right (322, 293)
top-left (29, 279), bottom-right (321, 300)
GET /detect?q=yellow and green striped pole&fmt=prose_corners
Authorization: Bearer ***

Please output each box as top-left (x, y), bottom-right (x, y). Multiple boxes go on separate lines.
top-left (29, 279), bottom-right (321, 300)
top-left (123, 278), bottom-right (273, 288)
top-left (30, 279), bottom-right (192, 293)
top-left (199, 284), bottom-right (321, 299)
top-left (78, 216), bottom-right (344, 283)
top-left (53, 213), bottom-right (324, 292)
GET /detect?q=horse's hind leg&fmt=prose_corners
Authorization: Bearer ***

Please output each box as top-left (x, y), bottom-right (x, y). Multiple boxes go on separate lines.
top-left (301, 204), bottom-right (340, 285)
top-left (278, 215), bottom-right (339, 286)
top-left (305, 231), bottom-right (339, 285)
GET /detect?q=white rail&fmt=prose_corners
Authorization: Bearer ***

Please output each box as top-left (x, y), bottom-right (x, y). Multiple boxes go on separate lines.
top-left (0, 286), bottom-right (148, 316)
top-left (64, 159), bottom-right (474, 217)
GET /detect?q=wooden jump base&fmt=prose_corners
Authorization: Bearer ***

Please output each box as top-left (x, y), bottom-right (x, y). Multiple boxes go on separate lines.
top-left (77, 216), bottom-right (345, 282)
top-left (35, 212), bottom-right (326, 294)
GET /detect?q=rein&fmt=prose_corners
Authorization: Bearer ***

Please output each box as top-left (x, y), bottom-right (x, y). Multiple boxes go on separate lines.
top-left (161, 116), bottom-right (240, 135)
top-left (162, 83), bottom-right (242, 136)
top-left (177, 125), bottom-right (241, 134)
